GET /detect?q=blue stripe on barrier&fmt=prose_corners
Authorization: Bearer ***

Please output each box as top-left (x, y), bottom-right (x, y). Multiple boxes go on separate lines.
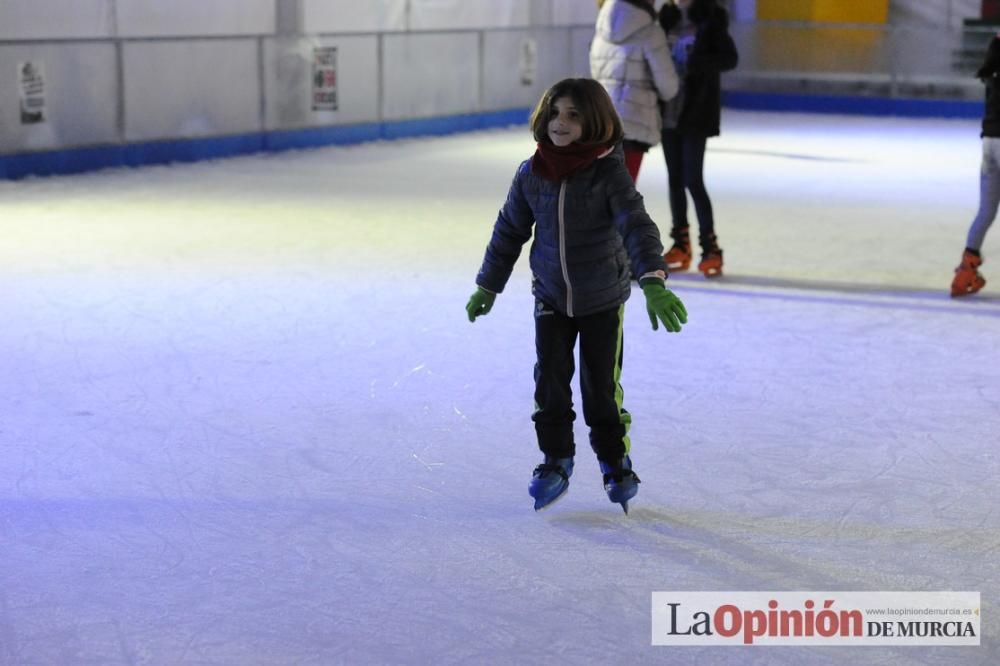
top-left (479, 108), bottom-right (532, 127)
top-left (381, 108), bottom-right (531, 140)
top-left (722, 91), bottom-right (983, 119)
top-left (382, 114), bottom-right (483, 140)
top-left (264, 123), bottom-right (383, 151)
top-left (0, 108), bottom-right (533, 180)
top-left (0, 145), bottom-right (125, 180)
top-left (122, 134), bottom-right (265, 168)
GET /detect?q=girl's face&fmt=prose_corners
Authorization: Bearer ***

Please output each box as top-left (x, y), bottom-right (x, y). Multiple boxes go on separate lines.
top-left (547, 97), bottom-right (583, 147)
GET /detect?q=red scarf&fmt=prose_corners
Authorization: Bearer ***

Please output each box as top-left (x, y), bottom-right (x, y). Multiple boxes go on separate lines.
top-left (531, 141), bottom-right (612, 182)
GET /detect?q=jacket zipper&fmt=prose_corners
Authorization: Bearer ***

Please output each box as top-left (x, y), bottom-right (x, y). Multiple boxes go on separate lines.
top-left (558, 180), bottom-right (573, 317)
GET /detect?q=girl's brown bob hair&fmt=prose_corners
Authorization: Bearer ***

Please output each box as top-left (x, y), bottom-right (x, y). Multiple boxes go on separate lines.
top-left (529, 78), bottom-right (624, 146)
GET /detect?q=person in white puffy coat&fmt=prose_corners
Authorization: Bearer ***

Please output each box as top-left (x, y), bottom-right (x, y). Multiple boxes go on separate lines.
top-left (590, 0), bottom-right (679, 183)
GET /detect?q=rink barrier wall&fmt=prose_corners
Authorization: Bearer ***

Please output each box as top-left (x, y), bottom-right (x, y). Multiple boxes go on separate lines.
top-left (0, 108), bottom-right (531, 179)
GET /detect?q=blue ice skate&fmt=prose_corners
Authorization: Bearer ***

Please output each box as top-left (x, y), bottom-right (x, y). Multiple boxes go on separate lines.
top-left (599, 456), bottom-right (640, 514)
top-left (529, 456), bottom-right (574, 511)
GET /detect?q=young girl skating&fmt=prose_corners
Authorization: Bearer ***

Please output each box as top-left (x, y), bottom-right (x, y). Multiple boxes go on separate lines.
top-left (466, 78), bottom-right (688, 513)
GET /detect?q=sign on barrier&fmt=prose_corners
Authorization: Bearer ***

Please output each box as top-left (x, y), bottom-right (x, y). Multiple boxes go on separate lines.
top-left (19, 61), bottom-right (46, 124)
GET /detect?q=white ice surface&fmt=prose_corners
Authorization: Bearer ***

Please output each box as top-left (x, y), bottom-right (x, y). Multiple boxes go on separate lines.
top-left (1, 110), bottom-right (998, 665)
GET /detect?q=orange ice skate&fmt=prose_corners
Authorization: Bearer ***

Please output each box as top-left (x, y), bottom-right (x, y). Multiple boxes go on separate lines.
top-left (951, 249), bottom-right (986, 297)
top-left (698, 234), bottom-right (723, 278)
top-left (664, 228), bottom-right (691, 271)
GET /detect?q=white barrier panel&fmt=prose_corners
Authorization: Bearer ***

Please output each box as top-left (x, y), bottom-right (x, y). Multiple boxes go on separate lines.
top-left (553, 0), bottom-right (598, 27)
top-left (382, 33), bottom-right (479, 120)
top-left (123, 40), bottom-right (260, 141)
top-left (889, 0), bottom-right (978, 31)
top-left (117, 0), bottom-right (274, 38)
top-left (263, 36), bottom-right (380, 130)
top-left (409, 0), bottom-right (531, 30)
top-left (570, 27), bottom-right (596, 77)
top-left (0, 43), bottom-right (118, 152)
top-left (302, 0), bottom-right (407, 34)
top-left (0, 0), bottom-right (114, 40)
top-left (482, 29), bottom-right (572, 110)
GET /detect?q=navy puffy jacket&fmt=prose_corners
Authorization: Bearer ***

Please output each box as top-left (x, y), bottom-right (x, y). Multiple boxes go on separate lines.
top-left (475, 144), bottom-right (667, 318)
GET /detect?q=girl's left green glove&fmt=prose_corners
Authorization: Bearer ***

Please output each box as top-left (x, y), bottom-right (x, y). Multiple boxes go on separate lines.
top-left (641, 281), bottom-right (687, 332)
top-left (466, 287), bottom-right (496, 322)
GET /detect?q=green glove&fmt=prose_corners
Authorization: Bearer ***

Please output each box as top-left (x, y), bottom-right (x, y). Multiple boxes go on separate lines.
top-left (641, 282), bottom-right (687, 332)
top-left (466, 287), bottom-right (496, 322)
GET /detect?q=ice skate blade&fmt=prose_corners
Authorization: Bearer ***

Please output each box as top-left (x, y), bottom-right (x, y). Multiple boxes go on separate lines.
top-left (533, 487), bottom-right (569, 512)
top-left (605, 488), bottom-right (636, 513)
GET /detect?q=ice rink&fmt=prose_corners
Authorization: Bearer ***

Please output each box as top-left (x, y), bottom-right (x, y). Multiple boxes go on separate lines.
top-left (1, 109), bottom-right (998, 664)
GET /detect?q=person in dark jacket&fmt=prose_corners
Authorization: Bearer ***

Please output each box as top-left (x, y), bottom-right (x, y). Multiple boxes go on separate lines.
top-left (951, 33), bottom-right (1000, 297)
top-left (465, 78), bottom-right (688, 513)
top-left (658, 0), bottom-right (738, 277)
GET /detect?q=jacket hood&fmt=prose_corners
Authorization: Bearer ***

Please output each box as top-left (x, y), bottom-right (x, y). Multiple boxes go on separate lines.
top-left (596, 0), bottom-right (656, 45)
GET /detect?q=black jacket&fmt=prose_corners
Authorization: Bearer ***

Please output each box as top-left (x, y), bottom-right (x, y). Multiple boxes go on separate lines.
top-left (659, 0), bottom-right (738, 137)
top-left (476, 144), bottom-right (666, 318)
top-left (978, 36), bottom-right (1000, 138)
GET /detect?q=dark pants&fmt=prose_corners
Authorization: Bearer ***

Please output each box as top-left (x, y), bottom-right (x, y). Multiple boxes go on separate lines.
top-left (532, 299), bottom-right (631, 463)
top-left (662, 129), bottom-right (716, 244)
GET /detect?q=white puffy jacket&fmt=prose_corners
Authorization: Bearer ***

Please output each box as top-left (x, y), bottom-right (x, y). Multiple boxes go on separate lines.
top-left (589, 0), bottom-right (679, 147)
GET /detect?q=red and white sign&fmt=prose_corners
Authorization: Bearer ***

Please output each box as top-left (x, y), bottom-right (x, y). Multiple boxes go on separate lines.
top-left (312, 47), bottom-right (338, 112)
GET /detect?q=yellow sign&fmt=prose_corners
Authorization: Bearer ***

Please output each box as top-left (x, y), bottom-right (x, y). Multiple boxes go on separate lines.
top-left (757, 0), bottom-right (888, 24)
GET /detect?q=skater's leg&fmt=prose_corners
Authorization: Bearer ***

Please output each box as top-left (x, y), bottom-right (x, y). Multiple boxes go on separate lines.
top-left (529, 299), bottom-right (578, 509)
top-left (577, 304), bottom-right (630, 462)
top-left (661, 129), bottom-right (693, 270)
top-left (532, 299), bottom-right (578, 458)
top-left (578, 304), bottom-right (640, 512)
top-left (967, 137), bottom-right (1000, 251)
top-left (681, 134), bottom-right (716, 243)
top-left (662, 129), bottom-right (689, 232)
top-left (952, 139), bottom-right (998, 296)
top-left (679, 135), bottom-right (722, 276)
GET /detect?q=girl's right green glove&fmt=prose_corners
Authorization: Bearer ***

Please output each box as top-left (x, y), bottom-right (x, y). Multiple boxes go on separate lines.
top-left (641, 281), bottom-right (687, 332)
top-left (465, 287), bottom-right (496, 322)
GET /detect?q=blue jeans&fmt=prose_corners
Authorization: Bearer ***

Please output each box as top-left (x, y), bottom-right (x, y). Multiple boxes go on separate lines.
top-left (967, 137), bottom-right (1000, 251)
